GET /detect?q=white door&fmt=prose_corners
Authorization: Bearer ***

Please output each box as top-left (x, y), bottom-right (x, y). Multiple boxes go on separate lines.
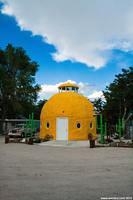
top-left (56, 118), bottom-right (68, 140)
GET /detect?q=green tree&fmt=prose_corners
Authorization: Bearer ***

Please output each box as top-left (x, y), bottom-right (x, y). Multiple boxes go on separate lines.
top-left (34, 99), bottom-right (47, 119)
top-left (93, 98), bottom-right (105, 113)
top-left (0, 44), bottom-right (40, 119)
top-left (103, 67), bottom-right (133, 125)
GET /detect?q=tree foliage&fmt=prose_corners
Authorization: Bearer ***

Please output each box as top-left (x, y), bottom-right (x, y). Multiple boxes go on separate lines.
top-left (93, 98), bottom-right (105, 113)
top-left (103, 67), bottom-right (133, 124)
top-left (34, 99), bottom-right (47, 119)
top-left (0, 44), bottom-right (40, 119)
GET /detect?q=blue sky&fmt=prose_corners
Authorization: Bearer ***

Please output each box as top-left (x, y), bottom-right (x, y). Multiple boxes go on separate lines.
top-left (0, 1), bottom-right (133, 99)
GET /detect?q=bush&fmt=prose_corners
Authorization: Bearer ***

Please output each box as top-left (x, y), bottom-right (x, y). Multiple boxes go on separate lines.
top-left (43, 134), bottom-right (53, 142)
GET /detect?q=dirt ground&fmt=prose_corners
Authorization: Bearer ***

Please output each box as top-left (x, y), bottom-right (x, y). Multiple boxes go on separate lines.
top-left (0, 136), bottom-right (133, 200)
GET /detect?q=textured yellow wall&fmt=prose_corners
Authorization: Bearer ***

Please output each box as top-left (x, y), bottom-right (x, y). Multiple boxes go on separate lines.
top-left (40, 92), bottom-right (97, 140)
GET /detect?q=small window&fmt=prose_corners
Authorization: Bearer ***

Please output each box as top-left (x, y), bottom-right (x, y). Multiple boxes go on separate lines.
top-left (90, 122), bottom-right (93, 129)
top-left (76, 123), bottom-right (81, 128)
top-left (46, 122), bottom-right (50, 129)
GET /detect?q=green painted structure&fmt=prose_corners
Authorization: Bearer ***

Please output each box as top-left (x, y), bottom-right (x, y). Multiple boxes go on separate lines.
top-left (96, 113), bottom-right (125, 144)
top-left (96, 114), bottom-right (107, 144)
top-left (24, 113), bottom-right (40, 138)
top-left (116, 118), bottom-right (125, 139)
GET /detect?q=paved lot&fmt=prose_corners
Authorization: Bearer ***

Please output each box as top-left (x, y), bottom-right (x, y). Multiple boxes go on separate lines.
top-left (0, 137), bottom-right (133, 200)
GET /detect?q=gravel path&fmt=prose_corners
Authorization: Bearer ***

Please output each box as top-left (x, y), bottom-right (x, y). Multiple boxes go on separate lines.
top-left (0, 137), bottom-right (133, 200)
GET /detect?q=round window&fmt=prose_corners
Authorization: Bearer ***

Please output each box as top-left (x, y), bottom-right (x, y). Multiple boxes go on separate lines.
top-left (90, 122), bottom-right (93, 129)
top-left (46, 122), bottom-right (50, 128)
top-left (76, 123), bottom-right (81, 128)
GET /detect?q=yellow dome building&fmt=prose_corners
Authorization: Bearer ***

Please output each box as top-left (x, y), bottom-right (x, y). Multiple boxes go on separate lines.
top-left (39, 82), bottom-right (97, 141)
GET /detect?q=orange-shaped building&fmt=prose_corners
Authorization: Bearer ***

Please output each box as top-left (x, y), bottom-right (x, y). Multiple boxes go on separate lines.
top-left (40, 82), bottom-right (96, 140)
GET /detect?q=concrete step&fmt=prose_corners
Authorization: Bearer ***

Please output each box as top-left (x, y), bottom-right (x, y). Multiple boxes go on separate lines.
top-left (38, 140), bottom-right (90, 147)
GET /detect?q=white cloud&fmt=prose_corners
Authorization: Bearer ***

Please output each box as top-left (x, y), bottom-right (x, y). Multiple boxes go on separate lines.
top-left (39, 80), bottom-right (104, 100)
top-left (39, 80), bottom-right (76, 99)
top-left (39, 80), bottom-right (72, 99)
top-left (40, 84), bottom-right (58, 99)
top-left (1, 0), bottom-right (133, 68)
top-left (88, 91), bottom-right (104, 101)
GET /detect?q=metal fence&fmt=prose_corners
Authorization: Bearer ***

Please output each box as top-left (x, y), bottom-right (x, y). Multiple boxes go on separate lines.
top-left (0, 119), bottom-right (40, 134)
